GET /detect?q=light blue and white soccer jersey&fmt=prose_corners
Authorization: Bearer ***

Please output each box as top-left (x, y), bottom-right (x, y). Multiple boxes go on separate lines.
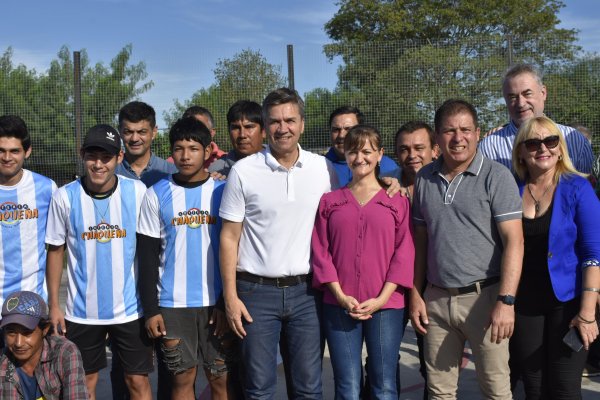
top-left (137, 176), bottom-right (224, 308)
top-left (45, 176), bottom-right (146, 325)
top-left (0, 169), bottom-right (56, 306)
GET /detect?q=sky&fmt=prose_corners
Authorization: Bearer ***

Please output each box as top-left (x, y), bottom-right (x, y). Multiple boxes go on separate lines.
top-left (1, 0), bottom-right (599, 128)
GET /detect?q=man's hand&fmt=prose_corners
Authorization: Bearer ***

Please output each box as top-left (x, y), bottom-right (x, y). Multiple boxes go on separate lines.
top-left (145, 314), bottom-right (167, 339)
top-left (225, 296), bottom-right (253, 339)
top-left (49, 306), bottom-right (66, 336)
top-left (381, 177), bottom-right (402, 197)
top-left (488, 302), bottom-right (514, 344)
top-left (483, 125), bottom-right (504, 138)
top-left (208, 170), bottom-right (227, 181)
top-left (409, 288), bottom-right (429, 335)
top-left (209, 308), bottom-right (230, 337)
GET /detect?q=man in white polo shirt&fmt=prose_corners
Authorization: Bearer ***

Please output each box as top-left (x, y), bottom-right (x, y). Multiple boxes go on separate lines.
top-left (219, 88), bottom-right (336, 399)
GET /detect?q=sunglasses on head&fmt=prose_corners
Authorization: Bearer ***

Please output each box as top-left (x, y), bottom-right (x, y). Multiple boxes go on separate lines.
top-left (521, 135), bottom-right (560, 152)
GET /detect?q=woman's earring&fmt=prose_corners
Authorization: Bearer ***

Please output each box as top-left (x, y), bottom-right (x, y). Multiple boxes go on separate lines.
top-left (558, 155), bottom-right (563, 161)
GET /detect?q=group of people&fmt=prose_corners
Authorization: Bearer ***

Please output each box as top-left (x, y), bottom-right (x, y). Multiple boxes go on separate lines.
top-left (0, 62), bottom-right (598, 400)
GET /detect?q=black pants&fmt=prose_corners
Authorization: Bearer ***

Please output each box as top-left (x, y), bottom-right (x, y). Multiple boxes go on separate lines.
top-left (511, 294), bottom-right (588, 400)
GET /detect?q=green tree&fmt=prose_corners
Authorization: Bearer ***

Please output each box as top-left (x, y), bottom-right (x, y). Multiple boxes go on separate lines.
top-left (323, 0), bottom-right (580, 142)
top-left (164, 49), bottom-right (286, 149)
top-left (544, 55), bottom-right (600, 151)
top-left (0, 44), bottom-right (153, 184)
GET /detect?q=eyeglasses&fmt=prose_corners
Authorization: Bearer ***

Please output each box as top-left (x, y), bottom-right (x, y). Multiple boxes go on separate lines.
top-left (521, 135), bottom-right (560, 152)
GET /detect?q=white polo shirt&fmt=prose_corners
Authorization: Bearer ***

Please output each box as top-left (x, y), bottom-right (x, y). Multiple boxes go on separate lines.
top-left (219, 145), bottom-right (337, 277)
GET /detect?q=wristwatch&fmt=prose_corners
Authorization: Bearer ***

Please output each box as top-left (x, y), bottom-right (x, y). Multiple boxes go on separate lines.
top-left (497, 294), bottom-right (516, 306)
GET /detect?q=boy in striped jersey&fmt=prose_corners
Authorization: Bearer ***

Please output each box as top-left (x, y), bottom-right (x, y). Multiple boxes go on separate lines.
top-left (138, 117), bottom-right (232, 400)
top-left (0, 115), bottom-right (56, 318)
top-left (45, 124), bottom-right (153, 400)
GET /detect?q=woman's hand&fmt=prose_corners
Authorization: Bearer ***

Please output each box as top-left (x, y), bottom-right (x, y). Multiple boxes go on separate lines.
top-left (336, 294), bottom-right (360, 314)
top-left (349, 297), bottom-right (386, 320)
top-left (570, 313), bottom-right (599, 351)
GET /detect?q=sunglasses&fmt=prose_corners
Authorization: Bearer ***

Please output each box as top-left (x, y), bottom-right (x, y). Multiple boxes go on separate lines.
top-left (521, 135), bottom-right (560, 152)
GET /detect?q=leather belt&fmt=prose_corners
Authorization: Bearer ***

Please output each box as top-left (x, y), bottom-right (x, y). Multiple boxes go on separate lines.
top-left (237, 271), bottom-right (310, 288)
top-left (431, 276), bottom-right (500, 296)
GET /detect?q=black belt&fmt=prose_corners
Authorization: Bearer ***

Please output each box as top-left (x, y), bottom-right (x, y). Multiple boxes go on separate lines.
top-left (237, 271), bottom-right (310, 288)
top-left (431, 276), bottom-right (500, 296)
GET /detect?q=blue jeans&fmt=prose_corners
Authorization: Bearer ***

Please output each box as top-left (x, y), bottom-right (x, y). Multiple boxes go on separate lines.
top-left (237, 279), bottom-right (323, 399)
top-left (323, 303), bottom-right (404, 400)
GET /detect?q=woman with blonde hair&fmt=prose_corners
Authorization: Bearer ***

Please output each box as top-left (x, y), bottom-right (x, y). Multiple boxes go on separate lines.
top-left (510, 116), bottom-right (600, 399)
top-left (312, 125), bottom-right (414, 399)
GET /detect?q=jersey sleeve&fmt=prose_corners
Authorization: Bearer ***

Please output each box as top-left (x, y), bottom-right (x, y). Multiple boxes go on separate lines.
top-left (45, 189), bottom-right (69, 246)
top-left (137, 188), bottom-right (161, 239)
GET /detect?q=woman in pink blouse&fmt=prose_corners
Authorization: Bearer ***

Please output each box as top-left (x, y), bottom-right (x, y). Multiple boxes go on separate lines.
top-left (312, 125), bottom-right (415, 400)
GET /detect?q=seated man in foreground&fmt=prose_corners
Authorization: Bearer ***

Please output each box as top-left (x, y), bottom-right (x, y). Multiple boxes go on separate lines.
top-left (0, 290), bottom-right (88, 399)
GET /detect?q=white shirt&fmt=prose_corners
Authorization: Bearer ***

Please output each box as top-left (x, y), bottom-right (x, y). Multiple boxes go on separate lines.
top-left (0, 170), bottom-right (56, 306)
top-left (46, 176), bottom-right (146, 325)
top-left (219, 145), bottom-right (337, 277)
top-left (137, 176), bottom-right (225, 308)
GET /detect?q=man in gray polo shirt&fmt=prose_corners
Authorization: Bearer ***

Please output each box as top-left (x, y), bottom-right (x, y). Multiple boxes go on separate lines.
top-left (409, 99), bottom-right (524, 399)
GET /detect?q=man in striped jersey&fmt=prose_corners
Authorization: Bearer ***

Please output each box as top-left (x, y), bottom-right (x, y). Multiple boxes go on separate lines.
top-left (45, 124), bottom-right (153, 400)
top-left (0, 115), bottom-right (56, 322)
top-left (138, 117), bottom-right (233, 400)
top-left (479, 64), bottom-right (593, 173)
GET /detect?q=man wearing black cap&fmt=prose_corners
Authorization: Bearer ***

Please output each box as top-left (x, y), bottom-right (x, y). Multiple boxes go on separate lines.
top-left (45, 124), bottom-right (153, 400)
top-left (0, 290), bottom-right (88, 399)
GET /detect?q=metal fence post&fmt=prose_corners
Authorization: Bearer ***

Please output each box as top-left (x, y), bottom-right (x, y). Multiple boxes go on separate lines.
top-left (73, 51), bottom-right (83, 177)
top-left (287, 44), bottom-right (295, 91)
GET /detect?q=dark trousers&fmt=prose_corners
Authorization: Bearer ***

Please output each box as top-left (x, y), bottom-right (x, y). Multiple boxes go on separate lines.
top-left (511, 295), bottom-right (588, 400)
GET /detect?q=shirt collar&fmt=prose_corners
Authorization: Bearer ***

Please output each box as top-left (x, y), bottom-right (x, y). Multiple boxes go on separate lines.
top-left (430, 150), bottom-right (484, 177)
top-left (122, 153), bottom-right (157, 173)
top-left (264, 144), bottom-right (305, 170)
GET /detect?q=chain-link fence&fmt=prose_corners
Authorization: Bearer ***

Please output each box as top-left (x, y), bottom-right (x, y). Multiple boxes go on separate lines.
top-left (1, 35), bottom-right (598, 185)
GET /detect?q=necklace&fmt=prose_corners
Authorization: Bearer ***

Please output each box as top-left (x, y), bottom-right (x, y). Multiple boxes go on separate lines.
top-left (527, 182), bottom-right (553, 216)
top-left (92, 197), bottom-right (111, 223)
top-left (349, 185), bottom-right (379, 206)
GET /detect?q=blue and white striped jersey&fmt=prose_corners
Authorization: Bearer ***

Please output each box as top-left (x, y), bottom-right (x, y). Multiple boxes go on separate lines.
top-left (0, 169), bottom-right (56, 306)
top-left (479, 121), bottom-right (593, 173)
top-left (45, 176), bottom-right (146, 325)
top-left (137, 176), bottom-right (224, 308)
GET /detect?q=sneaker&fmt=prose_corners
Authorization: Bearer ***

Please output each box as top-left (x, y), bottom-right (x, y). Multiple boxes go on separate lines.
top-left (582, 363), bottom-right (600, 377)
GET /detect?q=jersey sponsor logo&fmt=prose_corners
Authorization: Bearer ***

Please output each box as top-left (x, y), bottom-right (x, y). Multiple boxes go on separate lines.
top-left (0, 201), bottom-right (39, 227)
top-left (171, 208), bottom-right (217, 228)
top-left (81, 222), bottom-right (127, 243)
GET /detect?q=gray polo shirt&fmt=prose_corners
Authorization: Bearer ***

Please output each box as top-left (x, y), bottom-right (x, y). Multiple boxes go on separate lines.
top-left (412, 151), bottom-right (522, 288)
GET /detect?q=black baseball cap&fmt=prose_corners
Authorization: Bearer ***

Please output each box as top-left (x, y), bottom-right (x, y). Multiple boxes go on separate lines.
top-left (0, 291), bottom-right (48, 330)
top-left (82, 124), bottom-right (122, 155)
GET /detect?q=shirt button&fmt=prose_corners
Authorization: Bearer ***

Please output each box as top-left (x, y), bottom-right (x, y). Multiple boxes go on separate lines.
top-left (548, 252), bottom-right (553, 259)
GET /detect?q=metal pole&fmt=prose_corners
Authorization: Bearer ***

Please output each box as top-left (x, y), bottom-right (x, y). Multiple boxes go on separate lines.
top-left (73, 51), bottom-right (83, 178)
top-left (287, 44), bottom-right (295, 91)
top-left (507, 34), bottom-right (513, 67)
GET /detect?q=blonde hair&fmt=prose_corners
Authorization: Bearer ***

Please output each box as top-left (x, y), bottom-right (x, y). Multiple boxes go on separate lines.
top-left (512, 116), bottom-right (586, 182)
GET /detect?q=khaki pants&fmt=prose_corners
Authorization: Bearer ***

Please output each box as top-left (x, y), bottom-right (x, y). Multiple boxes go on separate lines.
top-left (423, 283), bottom-right (511, 400)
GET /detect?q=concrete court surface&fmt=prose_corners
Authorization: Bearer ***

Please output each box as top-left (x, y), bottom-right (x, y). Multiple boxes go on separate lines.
top-left (91, 322), bottom-right (600, 399)
top-left (57, 274), bottom-right (600, 399)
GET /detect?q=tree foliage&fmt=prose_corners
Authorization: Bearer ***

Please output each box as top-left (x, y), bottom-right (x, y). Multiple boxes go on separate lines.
top-left (321, 0), bottom-right (581, 144)
top-left (0, 44), bottom-right (152, 184)
top-left (164, 49), bottom-right (286, 150)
